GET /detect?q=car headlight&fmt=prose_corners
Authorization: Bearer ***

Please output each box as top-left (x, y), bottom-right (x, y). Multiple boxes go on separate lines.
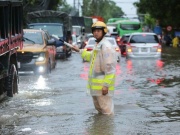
top-left (36, 53), bottom-right (45, 62)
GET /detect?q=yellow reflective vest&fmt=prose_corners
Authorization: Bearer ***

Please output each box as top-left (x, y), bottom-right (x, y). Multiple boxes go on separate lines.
top-left (81, 37), bottom-right (117, 96)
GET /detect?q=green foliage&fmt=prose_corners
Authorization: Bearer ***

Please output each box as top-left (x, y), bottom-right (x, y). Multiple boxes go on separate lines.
top-left (58, 0), bottom-right (73, 14)
top-left (23, 0), bottom-right (62, 10)
top-left (48, 0), bottom-right (62, 10)
top-left (82, 0), bottom-right (124, 22)
top-left (134, 0), bottom-right (180, 27)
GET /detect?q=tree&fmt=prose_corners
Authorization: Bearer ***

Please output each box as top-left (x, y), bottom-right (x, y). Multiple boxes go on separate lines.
top-left (58, 0), bottom-right (74, 14)
top-left (23, 0), bottom-right (62, 12)
top-left (134, 0), bottom-right (180, 27)
top-left (82, 0), bottom-right (124, 22)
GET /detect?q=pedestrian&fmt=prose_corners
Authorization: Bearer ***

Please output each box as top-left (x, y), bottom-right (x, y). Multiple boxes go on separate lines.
top-left (163, 33), bottom-right (172, 47)
top-left (72, 21), bottom-right (117, 115)
top-left (172, 35), bottom-right (179, 48)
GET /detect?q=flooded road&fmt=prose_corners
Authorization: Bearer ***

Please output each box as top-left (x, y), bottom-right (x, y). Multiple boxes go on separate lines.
top-left (0, 47), bottom-right (180, 135)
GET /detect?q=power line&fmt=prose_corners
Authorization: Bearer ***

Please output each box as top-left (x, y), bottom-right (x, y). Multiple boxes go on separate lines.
top-left (112, 0), bottom-right (138, 3)
top-left (115, 2), bottom-right (134, 3)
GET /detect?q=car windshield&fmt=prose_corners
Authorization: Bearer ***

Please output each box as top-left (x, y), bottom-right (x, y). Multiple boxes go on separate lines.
top-left (30, 25), bottom-right (63, 37)
top-left (130, 34), bottom-right (159, 43)
top-left (106, 38), bottom-right (116, 45)
top-left (86, 34), bottom-right (93, 40)
top-left (120, 24), bottom-right (140, 30)
top-left (23, 31), bottom-right (43, 44)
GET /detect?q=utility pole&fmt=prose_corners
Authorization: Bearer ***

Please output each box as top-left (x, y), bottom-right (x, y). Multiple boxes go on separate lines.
top-left (73, 0), bottom-right (75, 9)
top-left (78, 0), bottom-right (82, 16)
top-left (78, 0), bottom-right (79, 16)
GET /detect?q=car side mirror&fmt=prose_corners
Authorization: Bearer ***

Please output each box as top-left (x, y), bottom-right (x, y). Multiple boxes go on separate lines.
top-left (47, 39), bottom-right (56, 45)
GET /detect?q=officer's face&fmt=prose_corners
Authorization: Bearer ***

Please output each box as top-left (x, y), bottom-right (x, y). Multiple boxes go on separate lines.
top-left (93, 29), bottom-right (103, 40)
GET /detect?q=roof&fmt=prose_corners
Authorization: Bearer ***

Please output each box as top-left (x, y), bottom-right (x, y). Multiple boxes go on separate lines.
top-left (28, 23), bottom-right (63, 26)
top-left (26, 10), bottom-right (72, 32)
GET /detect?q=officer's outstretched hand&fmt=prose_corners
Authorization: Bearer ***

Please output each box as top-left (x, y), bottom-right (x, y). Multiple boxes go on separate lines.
top-left (72, 45), bottom-right (80, 52)
top-left (102, 86), bottom-right (108, 95)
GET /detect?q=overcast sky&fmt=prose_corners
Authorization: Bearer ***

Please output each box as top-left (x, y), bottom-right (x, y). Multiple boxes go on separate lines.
top-left (65, 0), bottom-right (138, 17)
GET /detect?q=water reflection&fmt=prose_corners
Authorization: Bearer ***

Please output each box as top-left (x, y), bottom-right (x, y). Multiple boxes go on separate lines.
top-left (86, 114), bottom-right (114, 135)
top-left (35, 75), bottom-right (50, 90)
top-left (80, 63), bottom-right (89, 80)
top-left (125, 59), bottom-right (165, 87)
top-left (126, 59), bottom-right (164, 72)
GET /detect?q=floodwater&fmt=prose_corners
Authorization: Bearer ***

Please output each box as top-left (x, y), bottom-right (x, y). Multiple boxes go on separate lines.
top-left (0, 47), bottom-right (180, 135)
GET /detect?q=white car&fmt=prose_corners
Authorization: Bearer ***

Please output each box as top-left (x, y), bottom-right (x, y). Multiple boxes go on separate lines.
top-left (126, 32), bottom-right (162, 59)
top-left (84, 37), bottom-right (121, 62)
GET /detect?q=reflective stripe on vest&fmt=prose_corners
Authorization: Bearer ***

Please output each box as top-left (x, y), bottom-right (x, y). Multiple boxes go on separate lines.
top-left (89, 50), bottom-right (97, 76)
top-left (103, 74), bottom-right (115, 85)
top-left (89, 78), bottom-right (115, 85)
top-left (88, 78), bottom-right (115, 91)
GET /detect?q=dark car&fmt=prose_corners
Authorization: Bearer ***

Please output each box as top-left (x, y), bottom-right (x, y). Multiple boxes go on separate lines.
top-left (119, 34), bottom-right (131, 55)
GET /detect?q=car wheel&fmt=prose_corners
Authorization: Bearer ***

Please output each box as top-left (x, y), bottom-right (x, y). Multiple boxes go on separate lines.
top-left (6, 64), bottom-right (18, 97)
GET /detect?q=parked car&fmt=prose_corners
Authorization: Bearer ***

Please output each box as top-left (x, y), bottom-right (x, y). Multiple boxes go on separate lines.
top-left (17, 29), bottom-right (56, 74)
top-left (119, 34), bottom-right (131, 55)
top-left (126, 32), bottom-right (162, 59)
top-left (84, 37), bottom-right (121, 62)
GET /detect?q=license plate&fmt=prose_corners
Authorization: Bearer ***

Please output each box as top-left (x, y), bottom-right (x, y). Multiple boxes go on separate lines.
top-left (18, 62), bottom-right (20, 68)
top-left (141, 48), bottom-right (147, 52)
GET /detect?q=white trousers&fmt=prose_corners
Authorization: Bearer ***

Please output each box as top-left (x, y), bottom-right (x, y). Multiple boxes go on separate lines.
top-left (92, 96), bottom-right (114, 115)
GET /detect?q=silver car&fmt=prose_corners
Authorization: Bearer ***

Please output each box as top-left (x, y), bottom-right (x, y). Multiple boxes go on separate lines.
top-left (84, 37), bottom-right (121, 62)
top-left (126, 32), bottom-right (162, 59)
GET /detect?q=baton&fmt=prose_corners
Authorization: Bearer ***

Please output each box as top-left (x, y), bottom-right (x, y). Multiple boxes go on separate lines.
top-left (59, 38), bottom-right (80, 52)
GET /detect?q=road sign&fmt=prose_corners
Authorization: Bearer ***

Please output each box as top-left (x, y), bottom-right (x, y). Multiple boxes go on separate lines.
top-left (167, 26), bottom-right (172, 31)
